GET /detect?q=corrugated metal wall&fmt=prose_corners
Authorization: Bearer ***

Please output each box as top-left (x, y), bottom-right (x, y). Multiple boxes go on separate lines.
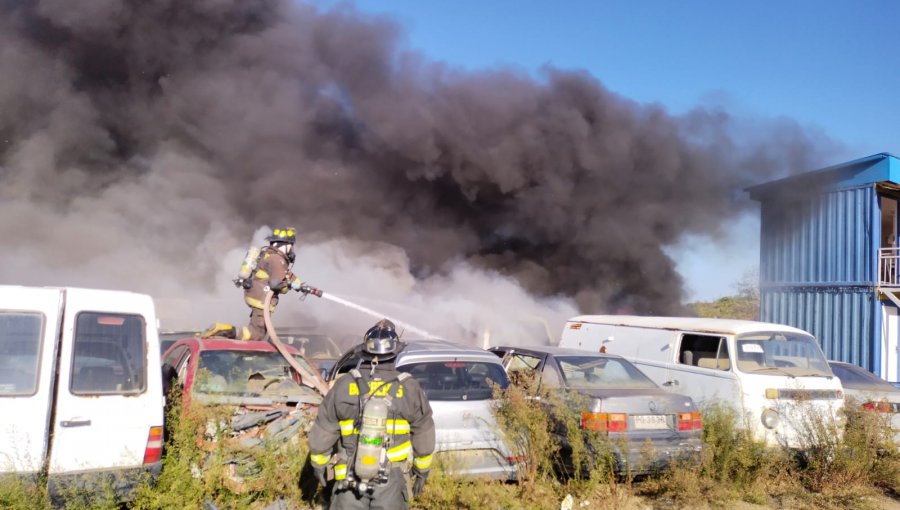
top-left (759, 185), bottom-right (875, 284)
top-left (760, 288), bottom-right (877, 372)
top-left (758, 184), bottom-right (881, 373)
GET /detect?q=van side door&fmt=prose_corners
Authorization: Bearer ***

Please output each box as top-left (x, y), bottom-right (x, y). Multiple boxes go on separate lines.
top-left (48, 289), bottom-right (163, 475)
top-left (672, 333), bottom-right (739, 404)
top-left (0, 287), bottom-right (63, 475)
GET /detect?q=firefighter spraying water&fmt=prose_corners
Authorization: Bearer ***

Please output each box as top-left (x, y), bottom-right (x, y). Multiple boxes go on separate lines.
top-left (235, 227), bottom-right (323, 341)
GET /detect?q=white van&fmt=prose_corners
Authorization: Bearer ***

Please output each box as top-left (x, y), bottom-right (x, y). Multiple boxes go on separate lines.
top-left (559, 315), bottom-right (844, 448)
top-left (0, 286), bottom-right (164, 501)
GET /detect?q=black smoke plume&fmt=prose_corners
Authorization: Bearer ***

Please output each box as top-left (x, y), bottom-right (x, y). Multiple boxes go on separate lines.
top-left (0, 0), bottom-right (834, 319)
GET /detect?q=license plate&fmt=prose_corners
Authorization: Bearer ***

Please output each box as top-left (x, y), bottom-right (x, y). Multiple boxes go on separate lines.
top-left (633, 414), bottom-right (668, 430)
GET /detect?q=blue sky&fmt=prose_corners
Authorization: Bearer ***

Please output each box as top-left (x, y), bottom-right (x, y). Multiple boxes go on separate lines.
top-left (344, 0), bottom-right (900, 300)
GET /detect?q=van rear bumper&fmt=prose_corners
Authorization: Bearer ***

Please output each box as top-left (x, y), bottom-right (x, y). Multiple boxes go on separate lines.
top-left (48, 462), bottom-right (162, 505)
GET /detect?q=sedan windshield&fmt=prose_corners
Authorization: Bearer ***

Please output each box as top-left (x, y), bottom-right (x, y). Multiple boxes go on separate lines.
top-left (555, 356), bottom-right (657, 389)
top-left (195, 350), bottom-right (303, 396)
top-left (736, 332), bottom-right (832, 377)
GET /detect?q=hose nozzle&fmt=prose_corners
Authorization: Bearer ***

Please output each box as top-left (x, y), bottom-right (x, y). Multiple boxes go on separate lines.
top-left (299, 284), bottom-right (323, 298)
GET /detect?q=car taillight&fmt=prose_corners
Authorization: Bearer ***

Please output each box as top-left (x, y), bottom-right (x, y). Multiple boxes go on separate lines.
top-left (505, 454), bottom-right (527, 463)
top-left (580, 412), bottom-right (627, 432)
top-left (580, 411), bottom-right (606, 432)
top-left (143, 426), bottom-right (164, 464)
top-left (677, 411), bottom-right (703, 431)
top-left (862, 401), bottom-right (892, 413)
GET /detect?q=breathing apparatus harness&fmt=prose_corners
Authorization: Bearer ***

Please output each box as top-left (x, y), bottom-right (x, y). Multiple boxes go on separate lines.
top-left (234, 246), bottom-right (292, 290)
top-left (234, 246), bottom-right (263, 289)
top-left (337, 359), bottom-right (411, 495)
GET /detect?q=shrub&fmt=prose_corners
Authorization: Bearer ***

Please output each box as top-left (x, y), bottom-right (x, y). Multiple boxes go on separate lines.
top-left (638, 402), bottom-right (777, 507)
top-left (790, 397), bottom-right (900, 500)
top-left (131, 391), bottom-right (318, 510)
top-left (0, 475), bottom-right (49, 510)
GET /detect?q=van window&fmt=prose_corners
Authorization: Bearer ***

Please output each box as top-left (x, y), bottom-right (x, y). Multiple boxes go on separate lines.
top-left (679, 334), bottom-right (730, 371)
top-left (71, 312), bottom-right (146, 395)
top-left (735, 332), bottom-right (831, 377)
top-left (0, 312), bottom-right (44, 396)
top-left (399, 361), bottom-right (509, 401)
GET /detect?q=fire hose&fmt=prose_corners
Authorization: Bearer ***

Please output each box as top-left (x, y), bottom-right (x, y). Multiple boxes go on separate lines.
top-left (262, 289), bottom-right (330, 396)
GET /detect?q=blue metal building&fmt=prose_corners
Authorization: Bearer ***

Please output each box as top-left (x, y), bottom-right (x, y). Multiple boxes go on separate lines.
top-left (747, 153), bottom-right (900, 383)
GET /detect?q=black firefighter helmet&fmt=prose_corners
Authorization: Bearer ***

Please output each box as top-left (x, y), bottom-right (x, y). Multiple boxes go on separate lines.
top-left (362, 319), bottom-right (402, 360)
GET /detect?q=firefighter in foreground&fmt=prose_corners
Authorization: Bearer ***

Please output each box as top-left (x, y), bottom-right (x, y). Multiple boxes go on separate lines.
top-left (308, 320), bottom-right (435, 509)
top-left (235, 227), bottom-right (320, 340)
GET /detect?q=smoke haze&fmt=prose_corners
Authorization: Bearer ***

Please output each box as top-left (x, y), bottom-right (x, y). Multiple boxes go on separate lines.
top-left (0, 1), bottom-right (836, 342)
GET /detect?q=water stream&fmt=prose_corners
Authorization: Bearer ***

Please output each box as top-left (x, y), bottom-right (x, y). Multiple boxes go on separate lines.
top-left (320, 292), bottom-right (438, 339)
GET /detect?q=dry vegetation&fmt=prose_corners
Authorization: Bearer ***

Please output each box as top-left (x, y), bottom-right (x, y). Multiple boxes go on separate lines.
top-left (2, 386), bottom-right (898, 509)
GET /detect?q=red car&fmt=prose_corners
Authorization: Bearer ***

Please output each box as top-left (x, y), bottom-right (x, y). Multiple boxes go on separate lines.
top-left (160, 337), bottom-right (324, 491)
top-left (161, 337), bottom-right (323, 406)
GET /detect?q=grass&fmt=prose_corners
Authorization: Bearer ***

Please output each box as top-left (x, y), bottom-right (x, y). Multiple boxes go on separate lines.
top-left (2, 387), bottom-right (898, 509)
top-left (131, 390), bottom-right (320, 510)
top-left (0, 474), bottom-right (49, 510)
top-left (638, 399), bottom-right (900, 510)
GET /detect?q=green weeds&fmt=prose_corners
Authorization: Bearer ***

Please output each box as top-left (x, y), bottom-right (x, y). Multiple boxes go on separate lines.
top-left (3, 387), bottom-right (898, 509)
top-left (131, 391), bottom-right (318, 510)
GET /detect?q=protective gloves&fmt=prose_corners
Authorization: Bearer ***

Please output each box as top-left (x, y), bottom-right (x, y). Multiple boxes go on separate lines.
top-left (411, 466), bottom-right (429, 497)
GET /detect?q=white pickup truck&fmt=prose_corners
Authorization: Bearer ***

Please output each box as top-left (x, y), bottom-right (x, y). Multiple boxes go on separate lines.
top-left (0, 286), bottom-right (164, 502)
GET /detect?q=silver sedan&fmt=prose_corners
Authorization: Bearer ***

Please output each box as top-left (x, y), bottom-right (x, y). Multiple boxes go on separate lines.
top-left (490, 345), bottom-right (703, 475)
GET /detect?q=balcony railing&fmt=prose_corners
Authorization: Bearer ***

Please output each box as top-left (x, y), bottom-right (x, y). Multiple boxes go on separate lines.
top-left (879, 247), bottom-right (900, 287)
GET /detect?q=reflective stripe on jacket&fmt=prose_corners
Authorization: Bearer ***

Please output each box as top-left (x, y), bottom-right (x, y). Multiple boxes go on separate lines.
top-left (244, 246), bottom-right (291, 309)
top-left (307, 364), bottom-right (436, 477)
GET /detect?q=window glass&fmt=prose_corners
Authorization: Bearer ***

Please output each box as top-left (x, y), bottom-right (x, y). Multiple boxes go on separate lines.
top-left (506, 353), bottom-right (542, 387)
top-left (736, 332), bottom-right (832, 376)
top-left (279, 333), bottom-right (342, 360)
top-left (0, 312), bottom-right (44, 396)
top-left (196, 350), bottom-right (316, 401)
top-left (830, 363), bottom-right (896, 390)
top-left (678, 334), bottom-right (730, 371)
top-left (540, 361), bottom-right (562, 388)
top-left (177, 352), bottom-right (191, 382)
top-left (291, 354), bottom-right (321, 377)
top-left (71, 312), bottom-right (146, 394)
top-left (163, 345), bottom-right (187, 369)
top-left (399, 361), bottom-right (509, 401)
top-left (556, 356), bottom-right (657, 389)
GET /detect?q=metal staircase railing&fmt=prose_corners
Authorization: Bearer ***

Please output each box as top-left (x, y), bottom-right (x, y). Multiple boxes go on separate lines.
top-left (879, 247), bottom-right (900, 287)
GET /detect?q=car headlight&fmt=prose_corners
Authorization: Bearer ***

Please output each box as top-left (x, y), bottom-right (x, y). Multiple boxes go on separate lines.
top-left (761, 409), bottom-right (780, 429)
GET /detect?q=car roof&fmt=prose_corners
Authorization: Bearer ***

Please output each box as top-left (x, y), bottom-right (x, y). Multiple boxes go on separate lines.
top-left (569, 315), bottom-right (811, 336)
top-left (395, 339), bottom-right (502, 365)
top-left (492, 345), bottom-right (626, 359)
top-left (328, 339), bottom-right (502, 378)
